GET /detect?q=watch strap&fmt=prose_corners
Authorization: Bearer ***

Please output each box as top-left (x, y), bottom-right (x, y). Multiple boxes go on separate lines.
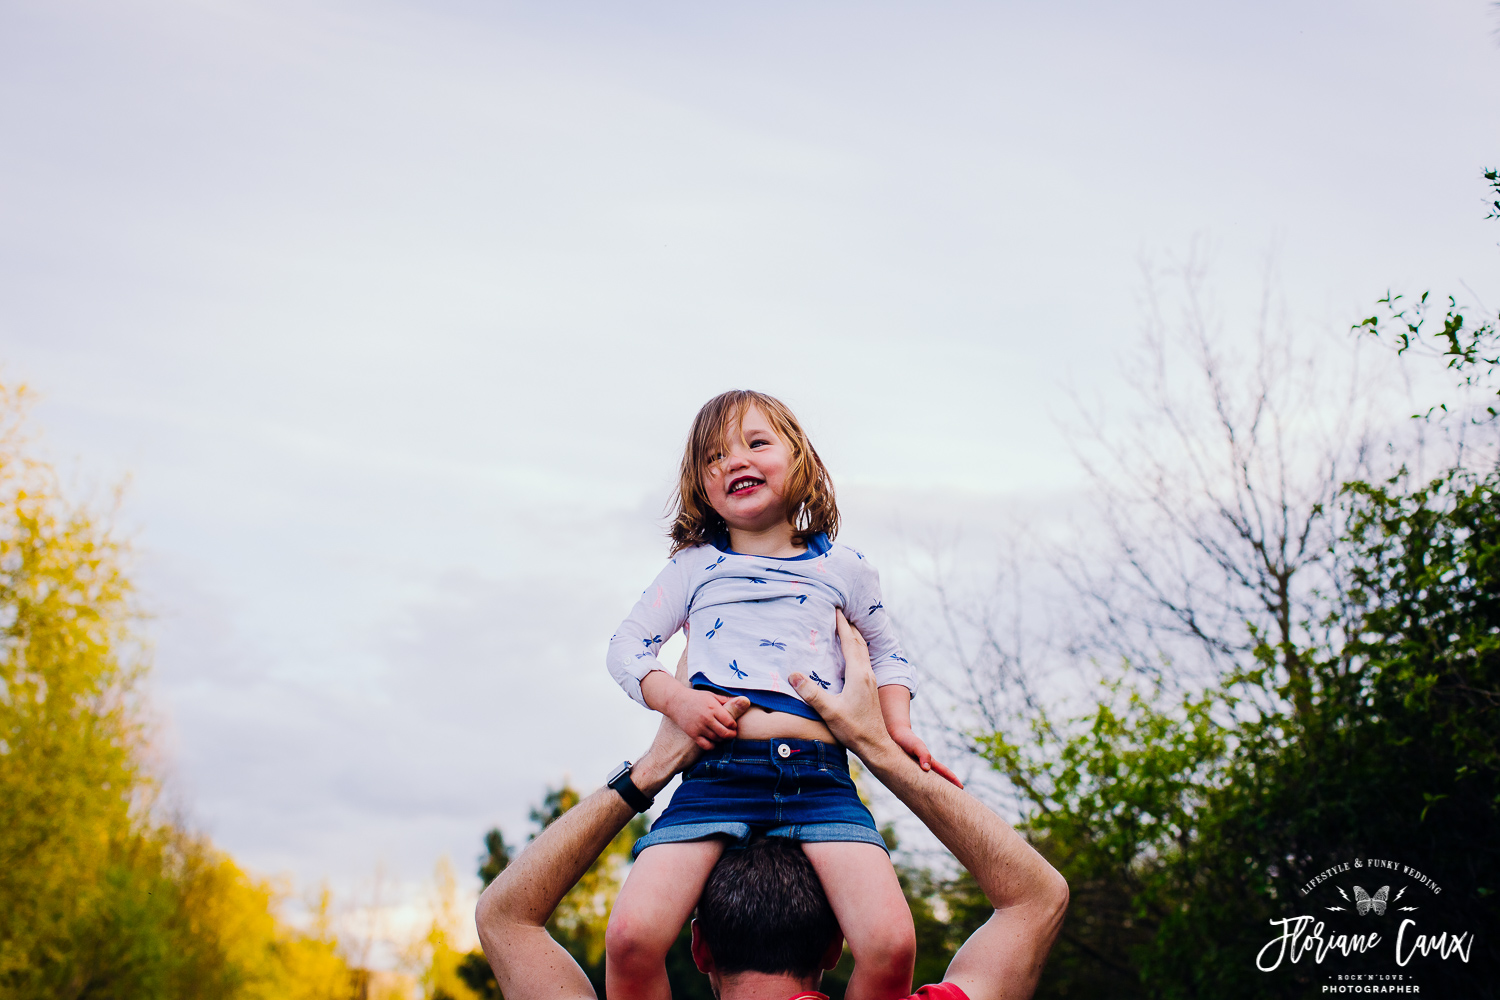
top-left (608, 761), bottom-right (654, 813)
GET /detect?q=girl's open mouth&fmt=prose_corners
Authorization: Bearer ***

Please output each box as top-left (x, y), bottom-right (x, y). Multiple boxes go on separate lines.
top-left (727, 476), bottom-right (764, 496)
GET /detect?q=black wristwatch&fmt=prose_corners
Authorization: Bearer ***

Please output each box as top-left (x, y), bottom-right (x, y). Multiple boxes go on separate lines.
top-left (606, 760), bottom-right (655, 813)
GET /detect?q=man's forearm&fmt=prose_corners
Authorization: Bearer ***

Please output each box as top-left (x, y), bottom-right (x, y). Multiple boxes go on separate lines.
top-left (477, 753), bottom-right (679, 933)
top-left (855, 734), bottom-right (1061, 914)
top-left (793, 613), bottom-right (1065, 1000)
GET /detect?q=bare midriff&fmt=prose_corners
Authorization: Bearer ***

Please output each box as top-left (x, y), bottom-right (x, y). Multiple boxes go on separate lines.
top-left (733, 705), bottom-right (837, 743)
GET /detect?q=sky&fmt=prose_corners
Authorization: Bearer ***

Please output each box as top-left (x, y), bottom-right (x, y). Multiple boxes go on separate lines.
top-left (1, 0), bottom-right (1497, 949)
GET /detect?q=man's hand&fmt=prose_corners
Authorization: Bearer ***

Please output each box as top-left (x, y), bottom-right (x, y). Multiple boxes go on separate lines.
top-left (641, 671), bottom-right (741, 750)
top-left (636, 694), bottom-right (751, 785)
top-left (887, 724), bottom-right (965, 789)
top-left (796, 613), bottom-right (1068, 1000)
top-left (787, 611), bottom-right (894, 760)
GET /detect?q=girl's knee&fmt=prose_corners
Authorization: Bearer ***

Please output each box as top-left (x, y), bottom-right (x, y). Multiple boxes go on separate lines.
top-left (605, 909), bottom-right (671, 968)
top-left (850, 915), bottom-right (916, 970)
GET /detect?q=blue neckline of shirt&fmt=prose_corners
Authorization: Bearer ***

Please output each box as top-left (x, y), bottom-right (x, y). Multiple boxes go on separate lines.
top-left (708, 531), bottom-right (831, 561)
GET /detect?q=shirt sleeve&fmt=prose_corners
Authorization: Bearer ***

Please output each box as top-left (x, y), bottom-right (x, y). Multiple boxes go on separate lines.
top-left (846, 551), bottom-right (918, 695)
top-left (607, 557), bottom-right (693, 708)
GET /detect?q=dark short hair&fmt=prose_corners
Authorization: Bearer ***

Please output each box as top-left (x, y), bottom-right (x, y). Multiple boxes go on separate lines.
top-left (696, 838), bottom-right (841, 978)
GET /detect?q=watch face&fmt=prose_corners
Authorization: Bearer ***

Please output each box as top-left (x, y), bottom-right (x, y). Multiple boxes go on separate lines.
top-left (606, 761), bottom-right (630, 785)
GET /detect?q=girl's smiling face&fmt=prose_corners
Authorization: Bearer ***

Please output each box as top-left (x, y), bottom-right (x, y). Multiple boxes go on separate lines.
top-left (702, 404), bottom-right (793, 532)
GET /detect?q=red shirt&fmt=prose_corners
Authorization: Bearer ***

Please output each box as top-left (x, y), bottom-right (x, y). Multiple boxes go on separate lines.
top-left (791, 984), bottom-right (971, 1000)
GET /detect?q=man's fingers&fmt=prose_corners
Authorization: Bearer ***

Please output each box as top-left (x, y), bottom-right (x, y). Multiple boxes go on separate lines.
top-left (695, 735), bottom-right (715, 750)
top-left (786, 672), bottom-right (826, 713)
top-left (834, 609), bottom-right (867, 647)
top-left (834, 611), bottom-right (874, 688)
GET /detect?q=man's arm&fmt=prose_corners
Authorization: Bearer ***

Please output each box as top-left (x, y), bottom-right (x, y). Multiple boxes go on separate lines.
top-left (475, 699), bottom-right (750, 1000)
top-left (789, 614), bottom-right (1068, 1000)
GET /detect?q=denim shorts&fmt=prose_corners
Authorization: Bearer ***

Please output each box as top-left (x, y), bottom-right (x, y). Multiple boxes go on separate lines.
top-left (631, 738), bottom-right (886, 858)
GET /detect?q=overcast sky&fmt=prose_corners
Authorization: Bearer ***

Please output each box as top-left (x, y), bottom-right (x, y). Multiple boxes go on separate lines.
top-left (2, 0), bottom-right (1497, 946)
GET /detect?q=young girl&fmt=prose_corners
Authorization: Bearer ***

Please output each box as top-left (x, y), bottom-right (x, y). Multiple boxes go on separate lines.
top-left (604, 390), bottom-right (960, 1000)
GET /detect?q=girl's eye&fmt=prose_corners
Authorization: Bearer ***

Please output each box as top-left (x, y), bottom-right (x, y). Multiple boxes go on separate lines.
top-left (750, 438), bottom-right (769, 448)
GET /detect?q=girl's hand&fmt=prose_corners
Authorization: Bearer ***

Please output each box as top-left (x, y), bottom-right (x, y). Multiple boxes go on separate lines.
top-left (887, 725), bottom-right (964, 789)
top-left (666, 687), bottom-right (742, 751)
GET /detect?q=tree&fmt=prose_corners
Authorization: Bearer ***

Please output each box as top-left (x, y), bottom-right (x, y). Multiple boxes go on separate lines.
top-left (948, 173), bottom-right (1500, 997)
top-left (478, 829), bottom-right (513, 889)
top-left (457, 786), bottom-right (648, 1000)
top-left (0, 382), bottom-right (357, 1000)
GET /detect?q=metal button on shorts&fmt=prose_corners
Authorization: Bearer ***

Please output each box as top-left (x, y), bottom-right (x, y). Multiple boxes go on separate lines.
top-left (777, 743), bottom-right (791, 758)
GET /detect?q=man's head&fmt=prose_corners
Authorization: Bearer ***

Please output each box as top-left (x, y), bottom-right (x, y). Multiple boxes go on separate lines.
top-left (691, 838), bottom-right (844, 993)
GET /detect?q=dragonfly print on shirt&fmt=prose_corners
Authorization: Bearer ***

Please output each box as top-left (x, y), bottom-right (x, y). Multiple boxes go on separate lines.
top-left (606, 535), bottom-right (918, 710)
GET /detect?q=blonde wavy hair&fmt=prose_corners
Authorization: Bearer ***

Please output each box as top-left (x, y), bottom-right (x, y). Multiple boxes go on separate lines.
top-left (668, 390), bottom-right (839, 554)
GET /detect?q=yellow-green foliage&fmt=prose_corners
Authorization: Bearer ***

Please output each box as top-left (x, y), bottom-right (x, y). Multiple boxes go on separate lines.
top-left (0, 383), bottom-right (355, 999)
top-left (410, 858), bottom-right (481, 1000)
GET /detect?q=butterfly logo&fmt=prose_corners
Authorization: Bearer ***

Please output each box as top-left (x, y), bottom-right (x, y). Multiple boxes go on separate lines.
top-left (749, 578), bottom-right (767, 584)
top-left (706, 555), bottom-right (726, 570)
top-left (759, 639), bottom-right (786, 650)
top-left (795, 595), bottom-right (807, 604)
top-left (888, 652), bottom-right (909, 664)
top-left (705, 618), bottom-right (723, 639)
top-left (728, 659), bottom-right (748, 679)
top-left (807, 671), bottom-right (831, 690)
top-left (1354, 886), bottom-right (1390, 916)
top-left (868, 601), bottom-right (884, 615)
top-left (642, 635), bottom-right (663, 649)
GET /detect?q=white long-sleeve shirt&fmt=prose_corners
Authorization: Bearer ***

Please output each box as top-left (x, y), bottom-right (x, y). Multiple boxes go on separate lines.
top-left (607, 533), bottom-right (916, 713)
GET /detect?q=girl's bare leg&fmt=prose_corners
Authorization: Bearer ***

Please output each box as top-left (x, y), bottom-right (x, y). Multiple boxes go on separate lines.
top-left (801, 841), bottom-right (916, 1000)
top-left (606, 839), bottom-right (727, 1000)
